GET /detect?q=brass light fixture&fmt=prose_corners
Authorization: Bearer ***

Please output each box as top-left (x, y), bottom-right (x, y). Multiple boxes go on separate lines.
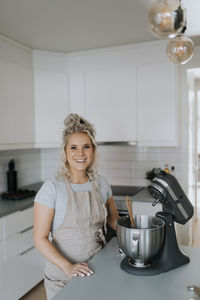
top-left (148, 0), bottom-right (194, 64)
top-left (166, 34), bottom-right (194, 64)
top-left (148, 0), bottom-right (186, 38)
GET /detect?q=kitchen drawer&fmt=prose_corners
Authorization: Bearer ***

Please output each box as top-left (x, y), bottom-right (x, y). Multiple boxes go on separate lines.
top-left (4, 206), bottom-right (33, 238)
top-left (5, 247), bottom-right (45, 300)
top-left (0, 262), bottom-right (5, 300)
top-left (0, 240), bottom-right (3, 264)
top-left (5, 227), bottom-right (34, 262)
top-left (0, 218), bottom-right (3, 240)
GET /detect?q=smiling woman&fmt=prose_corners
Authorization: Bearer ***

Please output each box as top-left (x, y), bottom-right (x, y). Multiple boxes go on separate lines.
top-left (33, 113), bottom-right (119, 300)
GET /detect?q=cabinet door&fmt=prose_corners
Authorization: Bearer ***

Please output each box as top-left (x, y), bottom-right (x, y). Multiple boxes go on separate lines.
top-left (0, 218), bottom-right (3, 241)
top-left (0, 59), bottom-right (12, 144)
top-left (4, 206), bottom-right (33, 238)
top-left (69, 71), bottom-right (85, 116)
top-left (34, 70), bottom-right (68, 147)
top-left (0, 263), bottom-right (5, 300)
top-left (84, 67), bottom-right (137, 142)
top-left (5, 247), bottom-right (45, 300)
top-left (11, 65), bottom-right (35, 144)
top-left (0, 60), bottom-right (35, 148)
top-left (137, 62), bottom-right (177, 146)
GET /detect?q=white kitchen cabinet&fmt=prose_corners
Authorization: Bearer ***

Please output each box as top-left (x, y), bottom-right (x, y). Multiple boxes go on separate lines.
top-left (0, 217), bottom-right (3, 265)
top-left (4, 206), bottom-right (33, 238)
top-left (67, 43), bottom-right (178, 145)
top-left (1, 207), bottom-right (45, 300)
top-left (34, 70), bottom-right (68, 147)
top-left (0, 217), bottom-right (3, 241)
top-left (137, 62), bottom-right (177, 147)
top-left (0, 262), bottom-right (5, 300)
top-left (0, 219), bottom-right (4, 300)
top-left (68, 71), bottom-right (85, 117)
top-left (0, 59), bottom-right (35, 150)
top-left (11, 64), bottom-right (35, 145)
top-left (84, 67), bottom-right (137, 142)
top-left (0, 59), bottom-right (12, 145)
top-left (33, 51), bottom-right (68, 147)
top-left (69, 67), bottom-right (137, 142)
top-left (5, 247), bottom-right (44, 300)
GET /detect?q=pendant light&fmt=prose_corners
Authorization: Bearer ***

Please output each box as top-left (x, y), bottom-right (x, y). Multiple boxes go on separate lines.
top-left (166, 34), bottom-right (194, 64)
top-left (148, 0), bottom-right (186, 38)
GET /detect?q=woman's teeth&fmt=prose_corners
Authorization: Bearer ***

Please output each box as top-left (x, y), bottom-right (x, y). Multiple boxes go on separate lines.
top-left (75, 159), bottom-right (86, 162)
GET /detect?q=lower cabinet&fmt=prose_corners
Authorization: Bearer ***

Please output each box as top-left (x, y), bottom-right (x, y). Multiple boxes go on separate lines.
top-left (1, 207), bottom-right (45, 300)
top-left (5, 247), bottom-right (45, 300)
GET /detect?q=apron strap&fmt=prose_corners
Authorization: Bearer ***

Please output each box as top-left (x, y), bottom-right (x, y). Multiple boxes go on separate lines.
top-left (91, 176), bottom-right (108, 235)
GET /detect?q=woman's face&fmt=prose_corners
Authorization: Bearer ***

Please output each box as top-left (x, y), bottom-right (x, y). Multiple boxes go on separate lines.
top-left (65, 132), bottom-right (94, 175)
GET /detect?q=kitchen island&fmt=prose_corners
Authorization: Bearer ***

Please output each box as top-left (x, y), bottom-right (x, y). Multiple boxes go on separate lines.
top-left (55, 238), bottom-right (200, 300)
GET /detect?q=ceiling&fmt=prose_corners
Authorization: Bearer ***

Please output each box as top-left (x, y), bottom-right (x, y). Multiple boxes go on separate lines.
top-left (0, 0), bottom-right (200, 53)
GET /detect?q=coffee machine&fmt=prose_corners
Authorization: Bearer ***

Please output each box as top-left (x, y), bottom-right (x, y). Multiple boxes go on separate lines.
top-left (117, 169), bottom-right (194, 276)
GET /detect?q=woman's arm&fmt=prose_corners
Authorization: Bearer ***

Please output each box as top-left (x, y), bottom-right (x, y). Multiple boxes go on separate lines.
top-left (105, 196), bottom-right (119, 231)
top-left (34, 202), bottom-right (92, 278)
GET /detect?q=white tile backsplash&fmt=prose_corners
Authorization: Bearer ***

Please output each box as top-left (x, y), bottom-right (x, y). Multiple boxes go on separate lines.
top-left (0, 145), bottom-right (184, 193)
top-left (41, 148), bottom-right (60, 180)
top-left (0, 149), bottom-right (41, 193)
top-left (40, 145), bottom-right (184, 187)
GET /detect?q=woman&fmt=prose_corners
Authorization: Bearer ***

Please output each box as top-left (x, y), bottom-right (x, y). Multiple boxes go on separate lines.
top-left (34, 113), bottom-right (119, 299)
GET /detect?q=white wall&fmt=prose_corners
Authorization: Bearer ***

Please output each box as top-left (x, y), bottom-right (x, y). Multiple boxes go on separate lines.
top-left (0, 149), bottom-right (41, 193)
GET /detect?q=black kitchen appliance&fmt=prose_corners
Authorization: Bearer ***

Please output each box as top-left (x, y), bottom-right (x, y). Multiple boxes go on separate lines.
top-left (1, 159), bottom-right (36, 200)
top-left (1, 189), bottom-right (36, 200)
top-left (7, 159), bottom-right (17, 192)
top-left (120, 168), bottom-right (194, 275)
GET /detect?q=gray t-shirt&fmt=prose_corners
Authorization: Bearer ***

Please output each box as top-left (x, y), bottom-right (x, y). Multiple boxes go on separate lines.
top-left (34, 175), bottom-right (112, 232)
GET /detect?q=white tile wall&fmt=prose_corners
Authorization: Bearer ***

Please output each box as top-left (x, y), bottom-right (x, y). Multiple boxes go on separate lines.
top-left (0, 145), bottom-right (184, 193)
top-left (40, 145), bottom-right (184, 187)
top-left (0, 149), bottom-right (41, 193)
top-left (41, 148), bottom-right (60, 181)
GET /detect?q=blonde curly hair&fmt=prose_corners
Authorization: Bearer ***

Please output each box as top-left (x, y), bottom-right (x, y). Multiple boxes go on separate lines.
top-left (57, 113), bottom-right (98, 181)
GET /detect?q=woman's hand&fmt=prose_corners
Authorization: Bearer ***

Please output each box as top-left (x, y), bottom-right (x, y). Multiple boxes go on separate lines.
top-left (65, 262), bottom-right (93, 279)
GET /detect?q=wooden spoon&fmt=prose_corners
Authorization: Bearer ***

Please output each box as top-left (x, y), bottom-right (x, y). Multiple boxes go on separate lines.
top-left (126, 196), bottom-right (136, 228)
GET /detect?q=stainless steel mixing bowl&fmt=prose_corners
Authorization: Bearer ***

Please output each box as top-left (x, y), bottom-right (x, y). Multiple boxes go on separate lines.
top-left (116, 215), bottom-right (165, 267)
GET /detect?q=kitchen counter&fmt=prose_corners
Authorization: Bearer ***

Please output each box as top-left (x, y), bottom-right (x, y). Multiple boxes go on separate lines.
top-left (114, 187), bottom-right (162, 215)
top-left (0, 182), bottom-right (42, 217)
top-left (55, 238), bottom-right (200, 300)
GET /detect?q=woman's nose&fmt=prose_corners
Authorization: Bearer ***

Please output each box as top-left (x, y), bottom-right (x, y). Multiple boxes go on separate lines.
top-left (77, 149), bottom-right (84, 155)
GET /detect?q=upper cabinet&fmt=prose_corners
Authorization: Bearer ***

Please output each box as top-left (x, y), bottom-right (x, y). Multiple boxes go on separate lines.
top-left (0, 39), bottom-right (178, 150)
top-left (0, 59), bottom-right (35, 150)
top-left (137, 62), bottom-right (177, 146)
top-left (67, 42), bottom-right (178, 146)
top-left (69, 67), bottom-right (137, 142)
top-left (33, 52), bottom-right (69, 147)
top-left (85, 67), bottom-right (137, 142)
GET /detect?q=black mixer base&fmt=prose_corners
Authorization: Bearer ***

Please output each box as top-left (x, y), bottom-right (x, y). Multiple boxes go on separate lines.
top-left (121, 257), bottom-right (162, 276)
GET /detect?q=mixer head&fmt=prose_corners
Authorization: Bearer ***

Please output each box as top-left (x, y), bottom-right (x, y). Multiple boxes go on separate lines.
top-left (148, 168), bottom-right (194, 224)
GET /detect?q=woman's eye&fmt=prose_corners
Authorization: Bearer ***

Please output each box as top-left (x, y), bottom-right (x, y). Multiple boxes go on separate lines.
top-left (84, 145), bottom-right (91, 149)
top-left (70, 146), bottom-right (77, 150)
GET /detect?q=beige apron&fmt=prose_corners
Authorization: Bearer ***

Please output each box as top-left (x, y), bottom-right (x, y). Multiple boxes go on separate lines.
top-left (44, 177), bottom-right (107, 300)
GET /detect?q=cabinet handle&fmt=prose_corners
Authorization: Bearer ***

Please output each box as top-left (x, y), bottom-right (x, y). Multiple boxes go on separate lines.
top-left (20, 246), bottom-right (35, 256)
top-left (20, 225), bottom-right (33, 234)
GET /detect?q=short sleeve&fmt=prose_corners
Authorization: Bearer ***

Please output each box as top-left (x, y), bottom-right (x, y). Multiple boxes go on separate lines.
top-left (98, 175), bottom-right (112, 204)
top-left (34, 180), bottom-right (56, 209)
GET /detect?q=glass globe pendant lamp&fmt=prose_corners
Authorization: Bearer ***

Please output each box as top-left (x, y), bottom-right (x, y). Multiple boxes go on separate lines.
top-left (166, 34), bottom-right (194, 64)
top-left (148, 0), bottom-right (186, 38)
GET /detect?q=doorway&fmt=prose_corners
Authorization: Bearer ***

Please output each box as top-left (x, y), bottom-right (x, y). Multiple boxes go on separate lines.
top-left (188, 68), bottom-right (200, 246)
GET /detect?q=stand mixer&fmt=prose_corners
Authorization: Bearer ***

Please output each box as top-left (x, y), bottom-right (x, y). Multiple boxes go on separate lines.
top-left (117, 168), bottom-right (194, 276)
